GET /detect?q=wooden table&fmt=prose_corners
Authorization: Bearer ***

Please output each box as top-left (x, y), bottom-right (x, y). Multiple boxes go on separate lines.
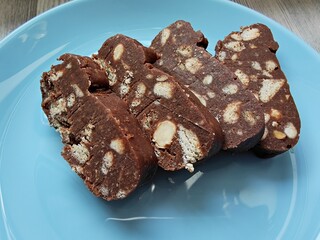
top-left (0, 0), bottom-right (319, 53)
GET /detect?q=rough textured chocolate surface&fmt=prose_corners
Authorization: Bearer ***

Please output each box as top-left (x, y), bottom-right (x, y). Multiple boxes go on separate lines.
top-left (41, 54), bottom-right (157, 200)
top-left (215, 23), bottom-right (301, 156)
top-left (150, 20), bottom-right (265, 151)
top-left (94, 34), bottom-right (223, 172)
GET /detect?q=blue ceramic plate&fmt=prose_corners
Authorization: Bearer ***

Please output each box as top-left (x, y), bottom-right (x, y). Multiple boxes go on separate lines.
top-left (1, 0), bottom-right (320, 239)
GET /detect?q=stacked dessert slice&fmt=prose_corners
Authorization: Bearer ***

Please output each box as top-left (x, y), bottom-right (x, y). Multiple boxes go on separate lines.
top-left (40, 20), bottom-right (300, 201)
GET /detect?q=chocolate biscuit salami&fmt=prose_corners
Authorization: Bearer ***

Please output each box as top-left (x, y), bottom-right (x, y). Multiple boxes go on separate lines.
top-left (150, 20), bottom-right (265, 151)
top-left (41, 54), bottom-right (157, 200)
top-left (94, 34), bottom-right (223, 172)
top-left (215, 23), bottom-right (300, 156)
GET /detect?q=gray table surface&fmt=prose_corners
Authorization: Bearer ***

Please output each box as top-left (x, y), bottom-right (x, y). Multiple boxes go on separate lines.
top-left (0, 0), bottom-right (319, 53)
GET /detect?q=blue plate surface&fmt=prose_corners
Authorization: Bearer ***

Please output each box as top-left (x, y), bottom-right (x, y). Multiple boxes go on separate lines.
top-left (1, 0), bottom-right (320, 239)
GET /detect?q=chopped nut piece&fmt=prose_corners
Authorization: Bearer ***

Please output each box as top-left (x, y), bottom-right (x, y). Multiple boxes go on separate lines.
top-left (270, 108), bottom-right (282, 119)
top-left (135, 82), bottom-right (146, 98)
top-left (231, 53), bottom-right (238, 61)
top-left (284, 122), bottom-right (298, 139)
top-left (202, 75), bottom-right (213, 85)
top-left (265, 60), bottom-right (277, 72)
top-left (161, 28), bottom-right (171, 46)
top-left (222, 84), bottom-right (238, 95)
top-left (273, 130), bottom-right (286, 140)
top-left (153, 81), bottom-right (174, 99)
top-left (113, 44), bottom-right (124, 61)
top-left (156, 75), bottom-right (168, 82)
top-left (230, 33), bottom-right (242, 41)
top-left (153, 120), bottom-right (177, 148)
top-left (110, 138), bottom-right (125, 155)
top-left (251, 61), bottom-right (262, 71)
top-left (207, 91), bottom-right (216, 98)
top-left (146, 74), bottom-right (153, 79)
top-left (224, 41), bottom-right (246, 52)
top-left (185, 57), bottom-right (202, 74)
top-left (264, 113), bottom-right (271, 123)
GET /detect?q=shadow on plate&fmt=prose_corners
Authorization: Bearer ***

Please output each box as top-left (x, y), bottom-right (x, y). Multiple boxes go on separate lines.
top-left (102, 150), bottom-right (295, 228)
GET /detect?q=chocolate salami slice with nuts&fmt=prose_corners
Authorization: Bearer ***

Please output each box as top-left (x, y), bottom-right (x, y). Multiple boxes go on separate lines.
top-left (94, 34), bottom-right (223, 172)
top-left (215, 23), bottom-right (301, 156)
top-left (150, 20), bottom-right (265, 151)
top-left (41, 54), bottom-right (157, 201)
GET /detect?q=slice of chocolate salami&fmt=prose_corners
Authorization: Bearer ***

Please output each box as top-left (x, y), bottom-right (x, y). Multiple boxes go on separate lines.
top-left (41, 54), bottom-right (157, 201)
top-left (150, 20), bottom-right (265, 151)
top-left (215, 23), bottom-right (301, 156)
top-left (94, 34), bottom-right (223, 172)
top-left (136, 101), bottom-right (217, 172)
